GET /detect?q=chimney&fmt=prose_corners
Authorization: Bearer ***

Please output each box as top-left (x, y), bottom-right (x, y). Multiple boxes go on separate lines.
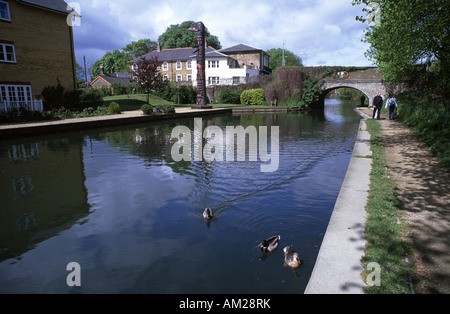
top-left (157, 42), bottom-right (161, 52)
top-left (99, 64), bottom-right (104, 76)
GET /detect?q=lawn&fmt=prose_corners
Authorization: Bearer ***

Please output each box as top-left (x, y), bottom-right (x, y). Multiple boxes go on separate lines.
top-left (103, 94), bottom-right (276, 111)
top-left (103, 94), bottom-right (177, 111)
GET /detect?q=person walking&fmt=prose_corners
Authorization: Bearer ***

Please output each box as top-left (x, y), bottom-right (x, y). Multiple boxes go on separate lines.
top-left (372, 92), bottom-right (383, 119)
top-left (385, 94), bottom-right (398, 119)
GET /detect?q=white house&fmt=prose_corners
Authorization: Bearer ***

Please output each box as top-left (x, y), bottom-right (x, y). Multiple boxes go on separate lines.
top-left (190, 50), bottom-right (260, 87)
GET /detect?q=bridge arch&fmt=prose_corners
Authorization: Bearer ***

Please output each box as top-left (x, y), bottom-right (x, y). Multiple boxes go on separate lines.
top-left (304, 67), bottom-right (393, 109)
top-left (320, 82), bottom-right (388, 107)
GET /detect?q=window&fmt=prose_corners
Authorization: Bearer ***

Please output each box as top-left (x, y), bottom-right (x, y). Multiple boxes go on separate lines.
top-left (187, 60), bottom-right (192, 69)
top-left (208, 60), bottom-right (219, 68)
top-left (208, 77), bottom-right (219, 85)
top-left (176, 75), bottom-right (182, 82)
top-left (163, 62), bottom-right (168, 71)
top-left (163, 75), bottom-right (168, 81)
top-left (0, 1), bottom-right (11, 21)
top-left (0, 43), bottom-right (16, 63)
top-left (187, 75), bottom-right (192, 82)
top-left (0, 84), bottom-right (32, 103)
top-left (176, 61), bottom-right (182, 70)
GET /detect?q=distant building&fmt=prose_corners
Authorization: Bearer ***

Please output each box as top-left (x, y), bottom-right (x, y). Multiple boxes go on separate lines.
top-left (90, 64), bottom-right (132, 93)
top-left (0, 0), bottom-right (78, 107)
top-left (129, 43), bottom-right (271, 87)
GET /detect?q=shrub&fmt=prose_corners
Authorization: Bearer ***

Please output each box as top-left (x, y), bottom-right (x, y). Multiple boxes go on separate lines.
top-left (219, 88), bottom-right (242, 104)
top-left (141, 104), bottom-right (154, 115)
top-left (108, 102), bottom-right (121, 114)
top-left (80, 88), bottom-right (104, 109)
top-left (41, 81), bottom-right (65, 110)
top-left (111, 83), bottom-right (125, 96)
top-left (154, 104), bottom-right (175, 114)
top-left (240, 88), bottom-right (265, 106)
top-left (62, 89), bottom-right (82, 109)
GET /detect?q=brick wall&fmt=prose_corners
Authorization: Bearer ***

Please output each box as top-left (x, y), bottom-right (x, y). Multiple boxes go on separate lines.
top-left (0, 1), bottom-right (76, 98)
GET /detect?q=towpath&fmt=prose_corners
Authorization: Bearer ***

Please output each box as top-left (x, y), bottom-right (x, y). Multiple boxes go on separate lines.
top-left (360, 108), bottom-right (450, 294)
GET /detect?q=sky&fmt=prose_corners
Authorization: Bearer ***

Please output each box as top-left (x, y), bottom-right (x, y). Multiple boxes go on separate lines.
top-left (70, 0), bottom-right (374, 74)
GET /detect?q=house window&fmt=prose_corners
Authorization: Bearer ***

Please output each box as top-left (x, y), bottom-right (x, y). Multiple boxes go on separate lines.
top-left (163, 62), bottom-right (168, 71)
top-left (176, 75), bottom-right (182, 82)
top-left (187, 60), bottom-right (192, 69)
top-left (176, 61), bottom-right (182, 70)
top-left (163, 75), bottom-right (168, 81)
top-left (233, 77), bottom-right (241, 85)
top-left (187, 75), bottom-right (192, 82)
top-left (0, 43), bottom-right (16, 63)
top-left (208, 60), bottom-right (219, 68)
top-left (0, 1), bottom-right (11, 21)
top-left (208, 77), bottom-right (219, 85)
top-left (0, 84), bottom-right (32, 103)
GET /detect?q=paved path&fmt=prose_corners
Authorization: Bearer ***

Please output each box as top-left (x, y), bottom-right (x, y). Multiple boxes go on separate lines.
top-left (360, 108), bottom-right (450, 294)
top-left (305, 110), bottom-right (372, 294)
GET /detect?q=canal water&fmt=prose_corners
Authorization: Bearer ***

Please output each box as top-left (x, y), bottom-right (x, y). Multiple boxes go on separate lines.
top-left (0, 99), bottom-right (361, 293)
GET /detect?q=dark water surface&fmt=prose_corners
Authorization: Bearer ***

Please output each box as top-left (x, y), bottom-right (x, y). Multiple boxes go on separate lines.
top-left (0, 100), bottom-right (361, 293)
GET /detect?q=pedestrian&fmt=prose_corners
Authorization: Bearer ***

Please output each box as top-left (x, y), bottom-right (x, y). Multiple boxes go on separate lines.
top-left (385, 94), bottom-right (398, 119)
top-left (372, 92), bottom-right (383, 119)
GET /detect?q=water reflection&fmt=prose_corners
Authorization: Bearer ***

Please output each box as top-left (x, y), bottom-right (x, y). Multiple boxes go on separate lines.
top-left (0, 100), bottom-right (361, 293)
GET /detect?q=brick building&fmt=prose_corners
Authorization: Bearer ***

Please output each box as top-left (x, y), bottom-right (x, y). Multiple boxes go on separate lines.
top-left (0, 0), bottom-right (78, 107)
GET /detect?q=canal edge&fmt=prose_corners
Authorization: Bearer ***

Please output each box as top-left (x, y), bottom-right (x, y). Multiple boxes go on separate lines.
top-left (304, 108), bottom-right (372, 294)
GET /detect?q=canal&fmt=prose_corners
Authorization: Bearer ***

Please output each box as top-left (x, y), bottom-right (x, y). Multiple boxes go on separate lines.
top-left (0, 99), bottom-right (361, 293)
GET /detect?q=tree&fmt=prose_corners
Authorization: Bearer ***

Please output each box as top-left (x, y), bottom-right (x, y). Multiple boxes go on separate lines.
top-left (352, 0), bottom-right (450, 97)
top-left (123, 39), bottom-right (157, 58)
top-left (158, 21), bottom-right (221, 50)
top-left (131, 55), bottom-right (163, 102)
top-left (267, 48), bottom-right (303, 72)
top-left (90, 50), bottom-right (132, 78)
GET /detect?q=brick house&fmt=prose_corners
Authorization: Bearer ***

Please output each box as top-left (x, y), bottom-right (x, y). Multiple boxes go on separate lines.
top-left (90, 64), bottom-right (132, 94)
top-left (0, 0), bottom-right (78, 110)
top-left (129, 43), bottom-right (271, 87)
top-left (129, 42), bottom-right (216, 84)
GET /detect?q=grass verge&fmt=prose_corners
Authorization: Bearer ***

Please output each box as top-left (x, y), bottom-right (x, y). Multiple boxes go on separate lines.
top-left (362, 119), bottom-right (422, 294)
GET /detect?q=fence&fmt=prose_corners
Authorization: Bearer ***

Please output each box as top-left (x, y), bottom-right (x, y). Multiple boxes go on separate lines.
top-left (0, 100), bottom-right (43, 115)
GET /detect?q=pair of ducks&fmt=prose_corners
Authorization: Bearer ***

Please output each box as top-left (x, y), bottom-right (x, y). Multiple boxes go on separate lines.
top-left (203, 208), bottom-right (301, 269)
top-left (259, 235), bottom-right (302, 269)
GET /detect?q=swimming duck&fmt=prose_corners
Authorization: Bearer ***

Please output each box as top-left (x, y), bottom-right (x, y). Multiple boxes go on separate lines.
top-left (259, 235), bottom-right (281, 252)
top-left (203, 208), bottom-right (213, 220)
top-left (283, 246), bottom-right (302, 268)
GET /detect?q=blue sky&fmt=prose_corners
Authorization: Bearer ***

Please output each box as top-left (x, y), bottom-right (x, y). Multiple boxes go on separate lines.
top-left (71, 0), bottom-right (374, 71)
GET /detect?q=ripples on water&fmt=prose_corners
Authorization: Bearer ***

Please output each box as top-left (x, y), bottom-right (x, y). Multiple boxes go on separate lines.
top-left (0, 100), bottom-right (360, 293)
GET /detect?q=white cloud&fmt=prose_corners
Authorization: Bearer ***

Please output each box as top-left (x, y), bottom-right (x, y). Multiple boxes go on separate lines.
top-left (73, 0), bottom-right (372, 68)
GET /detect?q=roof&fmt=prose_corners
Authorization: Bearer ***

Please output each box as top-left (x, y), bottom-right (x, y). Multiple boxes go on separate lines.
top-left (18, 0), bottom-right (79, 16)
top-left (90, 74), bottom-right (131, 87)
top-left (129, 47), bottom-right (216, 64)
top-left (219, 44), bottom-right (264, 54)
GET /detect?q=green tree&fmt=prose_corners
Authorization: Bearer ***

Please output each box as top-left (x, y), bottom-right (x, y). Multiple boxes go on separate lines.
top-left (90, 50), bottom-right (132, 78)
top-left (123, 39), bottom-right (157, 58)
top-left (352, 0), bottom-right (449, 97)
top-left (267, 48), bottom-right (304, 72)
top-left (158, 21), bottom-right (221, 50)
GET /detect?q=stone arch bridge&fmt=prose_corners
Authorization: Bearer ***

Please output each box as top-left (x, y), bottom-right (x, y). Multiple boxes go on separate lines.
top-left (304, 67), bottom-right (403, 109)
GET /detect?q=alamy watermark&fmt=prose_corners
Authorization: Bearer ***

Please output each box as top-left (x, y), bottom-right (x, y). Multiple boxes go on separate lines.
top-left (66, 262), bottom-right (81, 287)
top-left (66, 2), bottom-right (81, 27)
top-left (170, 118), bottom-right (280, 173)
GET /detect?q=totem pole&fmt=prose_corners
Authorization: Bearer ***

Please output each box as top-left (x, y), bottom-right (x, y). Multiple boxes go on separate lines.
top-left (188, 22), bottom-right (212, 109)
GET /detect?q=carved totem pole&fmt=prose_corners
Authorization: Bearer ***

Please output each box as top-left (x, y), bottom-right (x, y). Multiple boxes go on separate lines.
top-left (188, 22), bottom-right (212, 109)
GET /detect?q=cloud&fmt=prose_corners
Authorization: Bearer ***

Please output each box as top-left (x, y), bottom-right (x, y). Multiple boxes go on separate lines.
top-left (72, 0), bottom-right (372, 68)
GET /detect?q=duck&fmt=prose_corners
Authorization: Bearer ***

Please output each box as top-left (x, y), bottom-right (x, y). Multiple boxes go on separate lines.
top-left (283, 246), bottom-right (302, 268)
top-left (259, 235), bottom-right (281, 252)
top-left (203, 207), bottom-right (213, 220)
